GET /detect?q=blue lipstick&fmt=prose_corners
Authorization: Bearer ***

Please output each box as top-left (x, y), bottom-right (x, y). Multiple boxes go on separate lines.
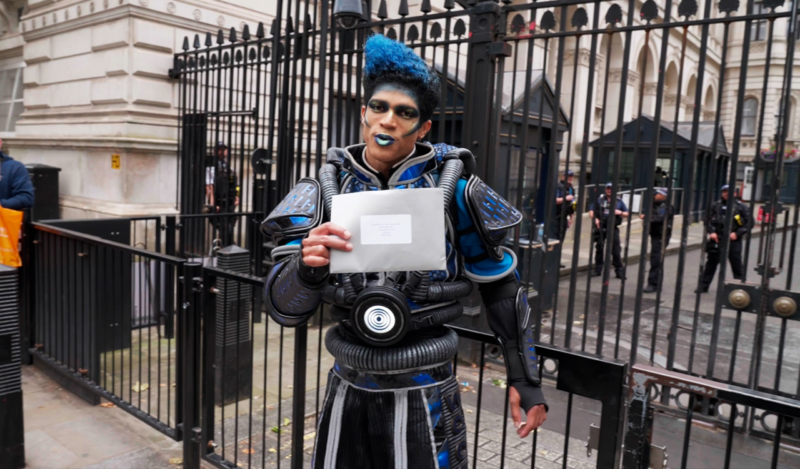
top-left (375, 134), bottom-right (395, 146)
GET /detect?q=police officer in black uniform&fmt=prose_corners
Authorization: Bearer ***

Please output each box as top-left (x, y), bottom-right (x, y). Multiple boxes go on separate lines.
top-left (641, 188), bottom-right (674, 293)
top-left (555, 170), bottom-right (576, 243)
top-left (699, 184), bottom-right (751, 292)
top-left (589, 182), bottom-right (629, 279)
top-left (206, 143), bottom-right (240, 246)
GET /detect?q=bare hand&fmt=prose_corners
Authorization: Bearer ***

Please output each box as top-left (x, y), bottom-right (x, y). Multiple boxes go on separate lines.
top-left (595, 219), bottom-right (601, 229)
top-left (709, 233), bottom-right (718, 242)
top-left (615, 209), bottom-right (623, 216)
top-left (566, 195), bottom-right (574, 202)
top-left (510, 386), bottom-right (547, 438)
top-left (639, 213), bottom-right (645, 220)
top-left (730, 232), bottom-right (737, 241)
top-left (301, 222), bottom-right (352, 267)
top-left (235, 196), bottom-right (240, 207)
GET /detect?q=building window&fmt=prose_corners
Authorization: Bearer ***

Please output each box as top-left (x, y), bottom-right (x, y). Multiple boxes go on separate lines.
top-left (751, 2), bottom-right (767, 42)
top-left (742, 98), bottom-right (758, 136)
top-left (0, 67), bottom-right (23, 134)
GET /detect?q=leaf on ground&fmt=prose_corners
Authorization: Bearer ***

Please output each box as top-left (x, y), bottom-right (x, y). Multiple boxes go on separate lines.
top-left (242, 448), bottom-right (256, 454)
top-left (492, 379), bottom-right (507, 388)
top-left (100, 402), bottom-right (116, 408)
top-left (271, 426), bottom-right (282, 434)
top-left (172, 383), bottom-right (176, 387)
top-left (303, 432), bottom-right (316, 440)
top-left (283, 417), bottom-right (291, 427)
top-left (287, 385), bottom-right (293, 389)
top-left (466, 409), bottom-right (473, 414)
top-left (169, 457), bottom-right (183, 465)
top-left (268, 448), bottom-right (277, 453)
top-left (471, 363), bottom-right (477, 368)
top-left (132, 382), bottom-right (150, 393)
top-left (160, 383), bottom-right (167, 387)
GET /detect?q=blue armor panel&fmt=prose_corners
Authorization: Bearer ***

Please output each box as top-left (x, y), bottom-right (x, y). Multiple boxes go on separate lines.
top-left (463, 175), bottom-right (522, 261)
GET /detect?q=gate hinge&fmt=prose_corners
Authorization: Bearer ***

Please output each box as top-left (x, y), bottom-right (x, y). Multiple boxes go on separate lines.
top-left (488, 42), bottom-right (513, 57)
top-left (192, 277), bottom-right (203, 293)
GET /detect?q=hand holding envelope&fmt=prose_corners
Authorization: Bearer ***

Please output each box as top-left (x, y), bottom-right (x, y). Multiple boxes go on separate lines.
top-left (328, 188), bottom-right (447, 274)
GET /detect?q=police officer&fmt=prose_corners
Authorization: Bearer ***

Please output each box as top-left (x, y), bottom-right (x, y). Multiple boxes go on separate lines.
top-left (205, 143), bottom-right (240, 246)
top-left (555, 170), bottom-right (577, 243)
top-left (641, 188), bottom-right (674, 293)
top-left (699, 184), bottom-right (751, 293)
top-left (589, 182), bottom-right (629, 279)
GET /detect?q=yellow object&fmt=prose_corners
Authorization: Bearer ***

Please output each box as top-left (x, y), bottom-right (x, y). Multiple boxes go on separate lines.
top-left (0, 207), bottom-right (23, 267)
top-left (735, 214), bottom-right (743, 226)
top-left (111, 154), bottom-right (120, 169)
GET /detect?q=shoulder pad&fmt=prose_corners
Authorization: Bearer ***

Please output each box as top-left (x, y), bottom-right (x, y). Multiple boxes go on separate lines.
top-left (464, 175), bottom-right (522, 261)
top-left (260, 178), bottom-right (322, 243)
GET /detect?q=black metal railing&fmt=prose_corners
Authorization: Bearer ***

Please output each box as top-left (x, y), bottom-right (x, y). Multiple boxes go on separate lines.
top-left (195, 268), bottom-right (628, 469)
top-left (623, 363), bottom-right (800, 469)
top-left (27, 222), bottom-right (185, 440)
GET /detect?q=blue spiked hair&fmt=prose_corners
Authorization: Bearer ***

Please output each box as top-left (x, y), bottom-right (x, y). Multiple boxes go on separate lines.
top-left (363, 34), bottom-right (441, 122)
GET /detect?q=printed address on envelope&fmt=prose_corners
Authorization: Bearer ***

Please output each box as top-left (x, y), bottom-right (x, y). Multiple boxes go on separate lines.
top-left (360, 214), bottom-right (412, 245)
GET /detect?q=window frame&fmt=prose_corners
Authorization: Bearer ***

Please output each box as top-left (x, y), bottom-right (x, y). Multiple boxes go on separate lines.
top-left (0, 64), bottom-right (24, 136)
top-left (751, 2), bottom-right (768, 42)
top-left (741, 97), bottom-right (758, 137)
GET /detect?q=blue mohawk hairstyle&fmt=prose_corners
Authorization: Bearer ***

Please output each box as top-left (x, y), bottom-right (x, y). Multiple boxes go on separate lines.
top-left (363, 34), bottom-right (441, 122)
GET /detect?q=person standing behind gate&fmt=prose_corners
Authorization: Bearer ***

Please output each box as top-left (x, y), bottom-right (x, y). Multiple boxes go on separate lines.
top-left (589, 182), bottom-right (628, 279)
top-left (640, 188), bottom-right (674, 293)
top-left (699, 184), bottom-right (751, 293)
top-left (205, 143), bottom-right (239, 246)
top-left (555, 170), bottom-right (576, 242)
top-left (0, 138), bottom-right (34, 211)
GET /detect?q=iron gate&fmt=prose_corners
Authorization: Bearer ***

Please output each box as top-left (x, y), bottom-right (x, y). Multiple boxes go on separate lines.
top-left (171, 0), bottom-right (800, 464)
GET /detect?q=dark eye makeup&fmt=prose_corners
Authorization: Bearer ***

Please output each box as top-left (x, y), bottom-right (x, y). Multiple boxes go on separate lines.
top-left (368, 100), bottom-right (420, 120)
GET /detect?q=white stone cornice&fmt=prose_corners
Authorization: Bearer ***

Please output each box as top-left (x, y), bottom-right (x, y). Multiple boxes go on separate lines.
top-left (60, 194), bottom-right (179, 217)
top-left (4, 135), bottom-right (177, 153)
top-left (22, 1), bottom-right (275, 42)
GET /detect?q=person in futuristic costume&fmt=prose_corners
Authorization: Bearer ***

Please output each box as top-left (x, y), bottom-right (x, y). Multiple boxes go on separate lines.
top-left (260, 35), bottom-right (546, 468)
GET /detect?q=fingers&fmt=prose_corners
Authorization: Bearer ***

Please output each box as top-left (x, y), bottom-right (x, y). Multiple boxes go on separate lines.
top-left (518, 405), bottom-right (547, 438)
top-left (310, 222), bottom-right (351, 240)
top-left (303, 256), bottom-right (330, 267)
top-left (303, 235), bottom-right (353, 252)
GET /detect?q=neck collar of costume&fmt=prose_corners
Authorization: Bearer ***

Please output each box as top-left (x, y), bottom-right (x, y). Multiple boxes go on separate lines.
top-left (342, 142), bottom-right (436, 188)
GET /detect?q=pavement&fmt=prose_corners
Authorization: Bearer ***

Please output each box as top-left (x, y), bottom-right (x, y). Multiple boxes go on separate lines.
top-left (21, 365), bottom-right (188, 469)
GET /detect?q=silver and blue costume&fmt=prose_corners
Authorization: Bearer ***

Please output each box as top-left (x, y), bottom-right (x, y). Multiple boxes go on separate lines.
top-left (260, 33), bottom-right (544, 469)
top-left (261, 142), bottom-right (546, 468)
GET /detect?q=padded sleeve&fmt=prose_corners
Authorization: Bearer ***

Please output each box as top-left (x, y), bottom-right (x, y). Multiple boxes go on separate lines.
top-left (480, 276), bottom-right (547, 413)
top-left (264, 254), bottom-right (327, 327)
top-left (260, 178), bottom-right (322, 245)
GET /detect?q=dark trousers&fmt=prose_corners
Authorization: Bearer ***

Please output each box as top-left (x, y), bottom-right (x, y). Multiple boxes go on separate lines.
top-left (701, 239), bottom-right (743, 289)
top-left (211, 214), bottom-right (236, 247)
top-left (594, 226), bottom-right (623, 273)
top-left (647, 236), bottom-right (670, 287)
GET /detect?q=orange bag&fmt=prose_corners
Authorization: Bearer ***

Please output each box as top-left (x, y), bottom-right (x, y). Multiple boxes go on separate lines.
top-left (0, 206), bottom-right (23, 267)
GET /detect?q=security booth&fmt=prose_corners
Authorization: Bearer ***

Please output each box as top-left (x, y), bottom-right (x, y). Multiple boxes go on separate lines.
top-left (748, 151), bottom-right (800, 204)
top-left (429, 68), bottom-right (569, 314)
top-left (589, 115), bottom-right (730, 223)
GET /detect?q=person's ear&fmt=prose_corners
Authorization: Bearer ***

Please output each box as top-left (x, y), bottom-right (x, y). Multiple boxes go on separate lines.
top-left (417, 120), bottom-right (432, 141)
top-left (361, 105), bottom-right (366, 124)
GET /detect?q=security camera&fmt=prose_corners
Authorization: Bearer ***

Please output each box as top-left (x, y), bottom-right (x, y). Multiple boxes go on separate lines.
top-left (334, 0), bottom-right (366, 29)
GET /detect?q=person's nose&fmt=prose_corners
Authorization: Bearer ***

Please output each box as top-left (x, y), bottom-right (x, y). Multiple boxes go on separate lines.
top-left (378, 110), bottom-right (397, 129)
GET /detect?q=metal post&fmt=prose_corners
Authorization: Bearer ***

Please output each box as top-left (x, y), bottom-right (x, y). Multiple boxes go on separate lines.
top-left (464, 1), bottom-right (501, 184)
top-left (290, 324), bottom-right (308, 469)
top-left (20, 211), bottom-right (35, 365)
top-left (181, 262), bottom-right (203, 469)
top-left (164, 216), bottom-right (177, 340)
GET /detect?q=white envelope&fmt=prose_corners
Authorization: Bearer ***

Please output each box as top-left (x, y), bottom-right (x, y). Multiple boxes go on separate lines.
top-left (329, 188), bottom-right (447, 273)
